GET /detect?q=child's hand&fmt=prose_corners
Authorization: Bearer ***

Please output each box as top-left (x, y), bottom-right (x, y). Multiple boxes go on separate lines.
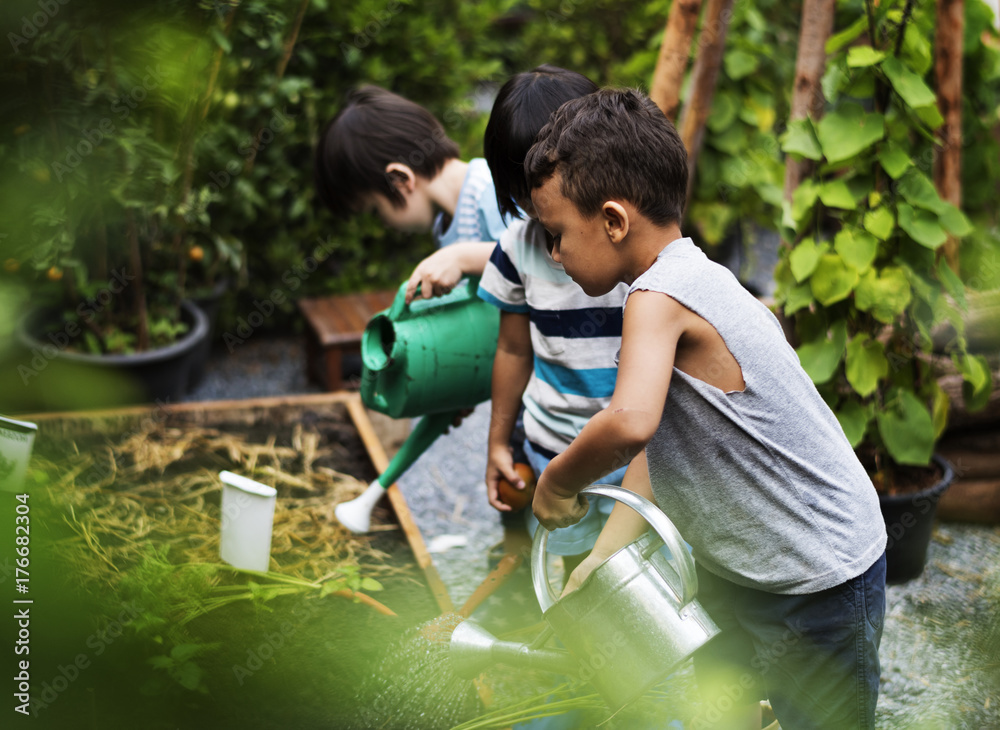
top-left (532, 477), bottom-right (588, 530)
top-left (560, 550), bottom-right (606, 598)
top-left (486, 446), bottom-right (523, 512)
top-left (405, 248), bottom-right (464, 303)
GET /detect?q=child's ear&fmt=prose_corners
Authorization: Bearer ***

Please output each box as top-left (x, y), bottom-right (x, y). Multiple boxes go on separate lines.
top-left (385, 162), bottom-right (416, 194)
top-left (602, 201), bottom-right (629, 243)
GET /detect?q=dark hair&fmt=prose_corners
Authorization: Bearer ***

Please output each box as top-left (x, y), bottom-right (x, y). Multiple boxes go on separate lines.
top-left (525, 88), bottom-right (689, 226)
top-left (314, 85), bottom-right (460, 218)
top-left (484, 65), bottom-right (598, 221)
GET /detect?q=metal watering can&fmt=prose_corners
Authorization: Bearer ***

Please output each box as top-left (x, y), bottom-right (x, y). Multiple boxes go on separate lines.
top-left (450, 485), bottom-right (721, 712)
top-left (336, 277), bottom-right (499, 533)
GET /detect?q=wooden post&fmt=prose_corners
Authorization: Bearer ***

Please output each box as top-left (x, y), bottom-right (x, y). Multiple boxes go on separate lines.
top-left (934, 0), bottom-right (964, 272)
top-left (649, 0), bottom-right (703, 122)
top-left (677, 0), bottom-right (736, 207)
top-left (782, 0), bottom-right (836, 207)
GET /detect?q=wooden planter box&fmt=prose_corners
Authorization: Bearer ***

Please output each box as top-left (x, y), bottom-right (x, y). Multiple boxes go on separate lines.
top-left (19, 391), bottom-right (454, 613)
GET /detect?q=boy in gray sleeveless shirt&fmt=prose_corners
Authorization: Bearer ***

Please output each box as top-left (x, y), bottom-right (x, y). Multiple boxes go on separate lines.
top-left (525, 88), bottom-right (888, 729)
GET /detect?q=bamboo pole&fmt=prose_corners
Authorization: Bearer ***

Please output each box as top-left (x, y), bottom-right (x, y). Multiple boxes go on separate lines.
top-left (782, 0), bottom-right (836, 207)
top-left (934, 0), bottom-right (964, 272)
top-left (649, 0), bottom-right (703, 122)
top-left (677, 0), bottom-right (736, 208)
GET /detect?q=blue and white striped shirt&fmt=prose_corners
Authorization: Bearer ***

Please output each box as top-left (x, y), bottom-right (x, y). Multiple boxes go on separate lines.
top-left (478, 219), bottom-right (629, 455)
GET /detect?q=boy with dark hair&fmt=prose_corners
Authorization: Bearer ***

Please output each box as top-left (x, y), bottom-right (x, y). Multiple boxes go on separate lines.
top-left (478, 66), bottom-right (630, 574)
top-left (315, 85), bottom-right (506, 302)
top-left (525, 88), bottom-right (888, 730)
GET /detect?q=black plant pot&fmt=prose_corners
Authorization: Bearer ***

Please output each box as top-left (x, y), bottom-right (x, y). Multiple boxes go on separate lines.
top-left (187, 278), bottom-right (229, 389)
top-left (17, 300), bottom-right (209, 407)
top-left (878, 454), bottom-right (955, 584)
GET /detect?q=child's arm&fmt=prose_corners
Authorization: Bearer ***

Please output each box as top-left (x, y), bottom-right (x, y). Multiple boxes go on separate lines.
top-left (405, 242), bottom-right (495, 303)
top-left (561, 449), bottom-right (655, 596)
top-left (532, 290), bottom-right (685, 530)
top-left (486, 311), bottom-right (533, 512)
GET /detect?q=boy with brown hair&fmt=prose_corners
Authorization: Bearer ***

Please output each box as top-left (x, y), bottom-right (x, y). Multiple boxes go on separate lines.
top-left (524, 88), bottom-right (888, 730)
top-left (315, 85), bottom-right (507, 302)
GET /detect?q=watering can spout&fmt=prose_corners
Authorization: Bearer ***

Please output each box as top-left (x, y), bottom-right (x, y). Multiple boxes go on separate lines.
top-left (449, 621), bottom-right (578, 679)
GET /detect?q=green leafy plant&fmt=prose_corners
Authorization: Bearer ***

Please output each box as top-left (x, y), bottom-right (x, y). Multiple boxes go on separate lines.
top-left (0, 0), bottom-right (226, 354)
top-left (775, 0), bottom-right (996, 489)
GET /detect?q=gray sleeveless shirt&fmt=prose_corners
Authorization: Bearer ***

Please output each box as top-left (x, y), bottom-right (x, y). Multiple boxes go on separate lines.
top-left (623, 238), bottom-right (886, 594)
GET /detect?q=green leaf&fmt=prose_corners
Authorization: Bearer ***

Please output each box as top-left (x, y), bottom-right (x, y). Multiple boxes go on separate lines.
top-left (689, 201), bottom-right (736, 246)
top-left (898, 203), bottom-right (948, 249)
top-left (897, 170), bottom-right (946, 213)
top-left (855, 267), bottom-right (912, 323)
top-left (881, 57), bottom-right (937, 109)
top-left (834, 228), bottom-right (878, 273)
top-left (936, 257), bottom-right (967, 310)
top-left (845, 334), bottom-right (889, 397)
top-left (816, 103), bottom-right (885, 164)
top-left (210, 27), bottom-right (232, 54)
top-left (724, 49), bottom-right (760, 80)
top-left (170, 643), bottom-right (204, 662)
top-left (879, 144), bottom-right (912, 179)
top-left (796, 320), bottom-right (848, 384)
top-left (818, 179), bottom-right (857, 210)
top-left (785, 282), bottom-right (814, 315)
top-left (789, 237), bottom-right (828, 282)
top-left (148, 656), bottom-right (173, 670)
top-left (878, 390), bottom-right (935, 466)
top-left (826, 16), bottom-right (869, 54)
top-left (847, 47), bottom-right (886, 68)
top-left (781, 119), bottom-right (824, 160)
top-left (863, 206), bottom-right (895, 240)
top-left (929, 381), bottom-right (950, 439)
top-left (937, 203), bottom-right (973, 237)
top-left (913, 103), bottom-right (945, 130)
top-left (791, 180), bottom-right (820, 223)
top-left (836, 400), bottom-right (872, 448)
top-left (810, 253), bottom-right (860, 305)
top-left (954, 353), bottom-right (993, 412)
top-left (360, 577), bottom-right (383, 592)
top-left (174, 661), bottom-right (203, 691)
top-left (821, 63), bottom-right (848, 104)
top-left (707, 91), bottom-right (740, 133)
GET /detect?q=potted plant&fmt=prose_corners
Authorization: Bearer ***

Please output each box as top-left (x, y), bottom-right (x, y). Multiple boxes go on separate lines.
top-left (0, 2), bottom-right (234, 410)
top-left (774, 1), bottom-right (996, 582)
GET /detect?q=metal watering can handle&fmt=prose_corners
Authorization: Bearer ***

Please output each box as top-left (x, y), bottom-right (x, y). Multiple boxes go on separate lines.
top-left (531, 484), bottom-right (699, 613)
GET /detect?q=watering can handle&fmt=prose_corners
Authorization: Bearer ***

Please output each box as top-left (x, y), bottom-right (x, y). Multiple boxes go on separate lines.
top-left (531, 484), bottom-right (699, 613)
top-left (387, 277), bottom-right (481, 319)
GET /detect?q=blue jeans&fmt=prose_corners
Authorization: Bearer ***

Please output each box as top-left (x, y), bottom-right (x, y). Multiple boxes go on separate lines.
top-left (691, 553), bottom-right (886, 730)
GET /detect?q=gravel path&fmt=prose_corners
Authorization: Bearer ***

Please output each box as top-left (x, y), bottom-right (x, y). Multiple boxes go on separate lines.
top-left (185, 336), bottom-right (1000, 728)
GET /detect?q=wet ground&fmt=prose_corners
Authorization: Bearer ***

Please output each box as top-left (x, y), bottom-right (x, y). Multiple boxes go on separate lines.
top-left (185, 335), bottom-right (1000, 729)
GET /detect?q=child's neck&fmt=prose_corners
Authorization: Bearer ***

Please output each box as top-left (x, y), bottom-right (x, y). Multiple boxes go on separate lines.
top-left (625, 221), bottom-right (683, 284)
top-left (425, 158), bottom-right (469, 217)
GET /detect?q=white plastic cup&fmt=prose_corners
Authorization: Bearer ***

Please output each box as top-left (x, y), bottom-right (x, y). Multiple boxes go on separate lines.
top-left (219, 471), bottom-right (277, 572)
top-left (0, 416), bottom-right (38, 493)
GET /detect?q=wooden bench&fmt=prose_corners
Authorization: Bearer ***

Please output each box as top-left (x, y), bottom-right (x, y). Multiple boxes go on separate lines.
top-left (297, 290), bottom-right (397, 391)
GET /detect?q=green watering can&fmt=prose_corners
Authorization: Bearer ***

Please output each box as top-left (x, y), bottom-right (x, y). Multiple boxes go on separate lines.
top-left (336, 277), bottom-right (499, 533)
